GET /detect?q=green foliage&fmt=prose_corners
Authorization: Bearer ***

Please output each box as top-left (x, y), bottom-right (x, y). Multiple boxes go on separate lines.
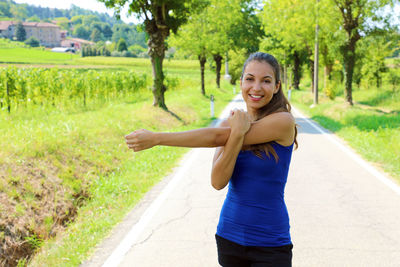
top-left (26, 15), bottom-right (40, 22)
top-left (90, 28), bottom-right (103, 43)
top-left (54, 17), bottom-right (70, 30)
top-left (25, 234), bottom-right (43, 250)
top-left (116, 37), bottom-right (127, 52)
top-left (0, 67), bottom-right (149, 113)
top-left (228, 48), bottom-right (248, 85)
top-left (128, 44), bottom-right (147, 57)
top-left (24, 36), bottom-right (40, 47)
top-left (0, 2), bottom-right (13, 18)
top-left (15, 22), bottom-right (26, 42)
top-left (73, 25), bottom-right (90, 40)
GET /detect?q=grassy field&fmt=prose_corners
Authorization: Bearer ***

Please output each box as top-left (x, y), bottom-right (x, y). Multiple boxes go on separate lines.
top-left (289, 83), bottom-right (400, 183)
top-left (0, 55), bottom-right (235, 266)
top-left (0, 45), bottom-right (79, 64)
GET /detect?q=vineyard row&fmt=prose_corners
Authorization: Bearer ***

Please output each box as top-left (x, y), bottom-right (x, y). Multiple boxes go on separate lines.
top-left (0, 67), bottom-right (149, 113)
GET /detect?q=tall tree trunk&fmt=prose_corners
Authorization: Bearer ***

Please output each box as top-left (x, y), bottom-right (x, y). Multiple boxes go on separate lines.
top-left (150, 54), bottom-right (167, 109)
top-left (145, 19), bottom-right (169, 110)
top-left (343, 39), bottom-right (357, 106)
top-left (199, 54), bottom-right (206, 95)
top-left (213, 54), bottom-right (223, 88)
top-left (292, 51), bottom-right (301, 90)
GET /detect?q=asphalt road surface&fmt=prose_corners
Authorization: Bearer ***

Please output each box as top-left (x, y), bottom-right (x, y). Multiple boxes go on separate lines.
top-left (83, 95), bottom-right (400, 267)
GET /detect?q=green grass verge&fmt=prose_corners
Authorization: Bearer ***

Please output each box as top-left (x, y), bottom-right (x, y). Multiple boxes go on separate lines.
top-left (289, 85), bottom-right (400, 184)
top-left (18, 70), bottom-right (234, 266)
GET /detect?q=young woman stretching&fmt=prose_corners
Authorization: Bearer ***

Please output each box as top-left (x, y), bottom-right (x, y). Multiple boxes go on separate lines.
top-left (125, 52), bottom-right (298, 267)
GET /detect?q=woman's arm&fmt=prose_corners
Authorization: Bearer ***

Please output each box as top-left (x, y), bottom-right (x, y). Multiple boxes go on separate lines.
top-left (125, 127), bottom-right (230, 152)
top-left (125, 111), bottom-right (294, 151)
top-left (211, 110), bottom-right (250, 190)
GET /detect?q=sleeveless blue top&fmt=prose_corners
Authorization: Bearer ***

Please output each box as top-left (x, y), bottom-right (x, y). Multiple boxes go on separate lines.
top-left (216, 142), bottom-right (293, 247)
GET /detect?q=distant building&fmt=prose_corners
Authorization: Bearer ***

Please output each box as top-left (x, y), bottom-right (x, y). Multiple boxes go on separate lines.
top-left (61, 37), bottom-right (94, 50)
top-left (0, 21), bottom-right (61, 47)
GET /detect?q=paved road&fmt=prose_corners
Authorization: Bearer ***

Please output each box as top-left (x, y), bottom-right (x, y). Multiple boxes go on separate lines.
top-left (84, 95), bottom-right (400, 267)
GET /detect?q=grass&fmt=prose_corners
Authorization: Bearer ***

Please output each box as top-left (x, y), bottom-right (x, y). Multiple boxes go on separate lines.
top-left (0, 58), bottom-right (235, 266)
top-left (289, 83), bottom-right (400, 183)
top-left (0, 47), bottom-right (79, 64)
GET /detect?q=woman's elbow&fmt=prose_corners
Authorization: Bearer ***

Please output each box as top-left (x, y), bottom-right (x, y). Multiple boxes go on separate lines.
top-left (211, 176), bottom-right (228, 190)
top-left (211, 182), bottom-right (226, 190)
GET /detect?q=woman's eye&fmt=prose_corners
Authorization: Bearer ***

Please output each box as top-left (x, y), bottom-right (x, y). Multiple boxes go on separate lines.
top-left (246, 78), bottom-right (253, 81)
top-left (264, 80), bottom-right (271, 83)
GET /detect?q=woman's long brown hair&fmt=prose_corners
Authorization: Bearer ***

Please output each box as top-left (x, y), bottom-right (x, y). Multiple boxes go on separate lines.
top-left (241, 52), bottom-right (298, 161)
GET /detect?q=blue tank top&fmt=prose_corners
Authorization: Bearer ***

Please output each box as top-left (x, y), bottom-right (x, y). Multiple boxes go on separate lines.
top-left (216, 142), bottom-right (293, 247)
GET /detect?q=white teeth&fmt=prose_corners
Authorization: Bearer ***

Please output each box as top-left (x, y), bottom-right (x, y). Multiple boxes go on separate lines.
top-left (250, 94), bottom-right (262, 99)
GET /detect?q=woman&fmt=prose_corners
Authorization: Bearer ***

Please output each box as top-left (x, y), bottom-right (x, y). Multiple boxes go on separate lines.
top-left (125, 52), bottom-right (297, 266)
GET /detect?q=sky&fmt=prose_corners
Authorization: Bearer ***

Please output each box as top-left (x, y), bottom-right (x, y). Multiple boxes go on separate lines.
top-left (13, 0), bottom-right (139, 24)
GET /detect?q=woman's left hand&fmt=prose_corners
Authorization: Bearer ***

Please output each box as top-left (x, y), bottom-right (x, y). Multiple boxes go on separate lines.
top-left (125, 129), bottom-right (158, 152)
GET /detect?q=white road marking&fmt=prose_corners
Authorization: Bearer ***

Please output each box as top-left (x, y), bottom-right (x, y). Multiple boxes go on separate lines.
top-left (292, 106), bottom-right (400, 196)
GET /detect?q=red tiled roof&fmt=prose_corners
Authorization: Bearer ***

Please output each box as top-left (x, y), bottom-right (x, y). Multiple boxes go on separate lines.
top-left (23, 22), bottom-right (59, 28)
top-left (0, 21), bottom-right (13, 31)
top-left (61, 38), bottom-right (94, 45)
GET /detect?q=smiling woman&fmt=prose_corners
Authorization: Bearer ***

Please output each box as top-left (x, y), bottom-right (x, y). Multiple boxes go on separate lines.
top-left (125, 52), bottom-right (298, 267)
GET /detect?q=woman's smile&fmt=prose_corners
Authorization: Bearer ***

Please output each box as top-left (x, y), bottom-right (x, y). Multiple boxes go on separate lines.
top-left (249, 94), bottom-right (264, 101)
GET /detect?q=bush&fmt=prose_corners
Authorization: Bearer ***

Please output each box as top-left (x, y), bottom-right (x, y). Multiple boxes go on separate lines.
top-left (111, 51), bottom-right (122, 57)
top-left (324, 81), bottom-right (336, 100)
top-left (128, 44), bottom-right (147, 57)
top-left (24, 37), bottom-right (40, 47)
top-left (228, 49), bottom-right (248, 85)
top-left (116, 38), bottom-right (127, 52)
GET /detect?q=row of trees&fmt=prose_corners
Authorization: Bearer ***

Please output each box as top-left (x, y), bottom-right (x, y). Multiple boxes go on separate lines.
top-left (98, 0), bottom-right (399, 109)
top-left (99, 0), bottom-right (265, 109)
top-left (0, 1), bottom-right (117, 26)
top-left (260, 0), bottom-right (399, 105)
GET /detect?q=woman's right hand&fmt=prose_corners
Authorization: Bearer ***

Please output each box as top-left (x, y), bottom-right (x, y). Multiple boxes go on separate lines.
top-left (125, 129), bottom-right (158, 152)
top-left (227, 109), bottom-right (251, 136)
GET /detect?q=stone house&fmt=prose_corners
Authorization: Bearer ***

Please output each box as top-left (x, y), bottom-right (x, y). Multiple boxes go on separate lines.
top-left (0, 21), bottom-right (61, 47)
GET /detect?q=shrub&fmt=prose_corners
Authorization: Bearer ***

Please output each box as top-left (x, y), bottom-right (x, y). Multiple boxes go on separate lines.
top-left (24, 37), bottom-right (40, 47)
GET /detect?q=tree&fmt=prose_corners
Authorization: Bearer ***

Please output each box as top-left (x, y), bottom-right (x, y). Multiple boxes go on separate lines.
top-left (102, 24), bottom-right (113, 40)
top-left (26, 15), bottom-right (40, 22)
top-left (171, 0), bottom-right (263, 91)
top-left (91, 28), bottom-right (104, 42)
top-left (15, 22), bottom-right (26, 42)
top-left (99, 0), bottom-right (207, 110)
top-left (0, 2), bottom-right (13, 18)
top-left (117, 38), bottom-right (128, 51)
top-left (73, 25), bottom-right (90, 40)
top-left (169, 10), bottom-right (210, 95)
top-left (331, 0), bottom-right (397, 105)
top-left (10, 4), bottom-right (27, 20)
top-left (54, 17), bottom-right (70, 30)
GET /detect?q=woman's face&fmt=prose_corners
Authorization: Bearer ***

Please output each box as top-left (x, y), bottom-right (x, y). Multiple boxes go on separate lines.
top-left (240, 60), bottom-right (280, 114)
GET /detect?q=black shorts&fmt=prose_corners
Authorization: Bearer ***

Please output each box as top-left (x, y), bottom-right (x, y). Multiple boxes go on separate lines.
top-left (215, 234), bottom-right (293, 267)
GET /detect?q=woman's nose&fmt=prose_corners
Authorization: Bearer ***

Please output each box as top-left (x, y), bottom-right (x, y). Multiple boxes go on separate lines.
top-left (253, 81), bottom-right (262, 91)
